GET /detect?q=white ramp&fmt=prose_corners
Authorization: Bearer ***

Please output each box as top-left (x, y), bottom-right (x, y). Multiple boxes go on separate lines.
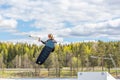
top-left (78, 72), bottom-right (116, 80)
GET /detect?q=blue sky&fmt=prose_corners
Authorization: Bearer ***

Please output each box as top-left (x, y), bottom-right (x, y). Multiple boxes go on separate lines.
top-left (0, 0), bottom-right (120, 44)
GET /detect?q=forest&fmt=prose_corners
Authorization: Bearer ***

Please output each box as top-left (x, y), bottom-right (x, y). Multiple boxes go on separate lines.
top-left (0, 40), bottom-right (120, 77)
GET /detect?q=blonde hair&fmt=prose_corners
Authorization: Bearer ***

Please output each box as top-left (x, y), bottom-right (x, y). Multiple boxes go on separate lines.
top-left (48, 34), bottom-right (54, 39)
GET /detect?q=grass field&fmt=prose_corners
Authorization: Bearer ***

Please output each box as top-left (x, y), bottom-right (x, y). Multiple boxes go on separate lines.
top-left (0, 67), bottom-right (120, 78)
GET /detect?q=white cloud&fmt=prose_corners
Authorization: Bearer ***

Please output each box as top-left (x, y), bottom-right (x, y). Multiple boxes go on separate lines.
top-left (0, 0), bottom-right (120, 43)
top-left (0, 0), bottom-right (117, 23)
top-left (0, 18), bottom-right (17, 29)
top-left (1, 0), bottom-right (119, 24)
top-left (3, 39), bottom-right (42, 45)
top-left (108, 19), bottom-right (120, 27)
top-left (70, 18), bottom-right (120, 40)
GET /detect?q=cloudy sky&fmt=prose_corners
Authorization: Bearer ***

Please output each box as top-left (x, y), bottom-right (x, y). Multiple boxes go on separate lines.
top-left (0, 0), bottom-right (120, 44)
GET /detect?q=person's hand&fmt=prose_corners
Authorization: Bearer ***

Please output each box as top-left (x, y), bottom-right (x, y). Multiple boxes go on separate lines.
top-left (38, 38), bottom-right (41, 42)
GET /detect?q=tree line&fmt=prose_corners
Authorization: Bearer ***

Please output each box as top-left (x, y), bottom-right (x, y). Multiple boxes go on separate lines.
top-left (0, 40), bottom-right (120, 70)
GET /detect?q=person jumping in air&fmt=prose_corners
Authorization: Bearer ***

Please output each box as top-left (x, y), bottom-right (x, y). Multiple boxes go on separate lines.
top-left (36, 34), bottom-right (57, 65)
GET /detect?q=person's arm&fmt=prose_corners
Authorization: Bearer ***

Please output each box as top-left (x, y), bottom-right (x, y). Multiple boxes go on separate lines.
top-left (41, 40), bottom-right (46, 44)
top-left (38, 38), bottom-right (46, 44)
top-left (51, 40), bottom-right (57, 52)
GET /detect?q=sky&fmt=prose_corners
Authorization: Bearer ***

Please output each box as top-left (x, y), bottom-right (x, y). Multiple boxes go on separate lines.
top-left (0, 0), bottom-right (120, 44)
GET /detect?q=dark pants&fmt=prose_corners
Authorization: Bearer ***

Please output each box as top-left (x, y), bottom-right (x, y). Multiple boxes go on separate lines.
top-left (36, 46), bottom-right (53, 65)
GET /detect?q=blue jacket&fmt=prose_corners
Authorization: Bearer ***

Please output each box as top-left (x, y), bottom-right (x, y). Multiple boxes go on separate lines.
top-left (41, 39), bottom-right (57, 48)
